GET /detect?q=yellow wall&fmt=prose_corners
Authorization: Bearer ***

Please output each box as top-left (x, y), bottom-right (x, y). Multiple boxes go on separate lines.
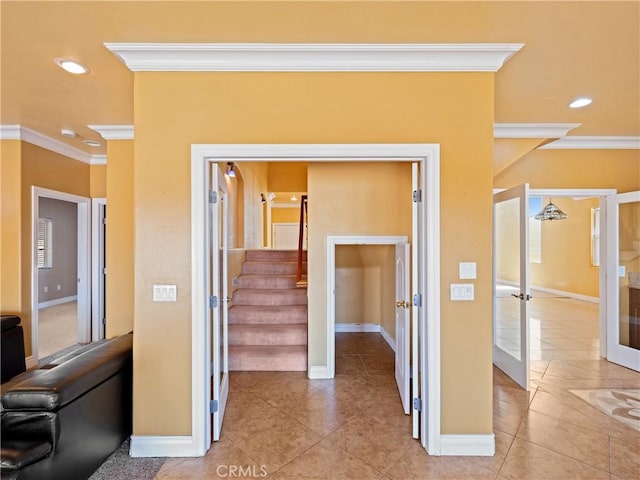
top-left (1, 140), bottom-right (23, 317)
top-left (105, 140), bottom-right (134, 337)
top-left (271, 208), bottom-right (299, 224)
top-left (268, 162), bottom-right (307, 192)
top-left (20, 143), bottom-right (90, 356)
top-left (90, 164), bottom-right (107, 198)
top-left (619, 202), bottom-right (640, 345)
top-left (494, 149), bottom-right (640, 193)
top-left (531, 198), bottom-right (599, 297)
top-left (236, 162), bottom-right (268, 249)
top-left (133, 71), bottom-right (495, 436)
top-left (336, 244), bottom-right (396, 341)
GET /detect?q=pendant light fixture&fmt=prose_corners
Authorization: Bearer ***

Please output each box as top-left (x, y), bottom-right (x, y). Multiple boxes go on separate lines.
top-left (534, 198), bottom-right (567, 221)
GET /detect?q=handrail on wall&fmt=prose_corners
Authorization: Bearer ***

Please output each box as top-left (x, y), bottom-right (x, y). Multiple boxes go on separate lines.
top-left (296, 195), bottom-right (308, 287)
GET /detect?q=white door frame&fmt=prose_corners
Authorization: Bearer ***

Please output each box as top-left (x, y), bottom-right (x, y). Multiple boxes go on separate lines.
top-left (327, 235), bottom-right (408, 379)
top-left (31, 187), bottom-right (92, 363)
top-left (91, 198), bottom-right (106, 341)
top-left (494, 188), bottom-right (616, 357)
top-left (191, 143), bottom-right (441, 457)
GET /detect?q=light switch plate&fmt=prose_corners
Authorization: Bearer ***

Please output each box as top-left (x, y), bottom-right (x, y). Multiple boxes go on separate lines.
top-left (153, 284), bottom-right (177, 302)
top-left (451, 283), bottom-right (474, 301)
top-left (459, 262), bottom-right (477, 279)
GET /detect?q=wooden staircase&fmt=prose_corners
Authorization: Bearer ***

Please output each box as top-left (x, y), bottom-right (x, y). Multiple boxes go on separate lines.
top-left (228, 250), bottom-right (308, 371)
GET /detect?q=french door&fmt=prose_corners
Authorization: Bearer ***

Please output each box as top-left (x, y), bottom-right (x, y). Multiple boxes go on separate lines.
top-left (606, 191), bottom-right (640, 371)
top-left (493, 184), bottom-right (531, 390)
top-left (209, 165), bottom-right (229, 442)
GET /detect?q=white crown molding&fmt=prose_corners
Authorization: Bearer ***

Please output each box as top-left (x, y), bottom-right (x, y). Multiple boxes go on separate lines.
top-left (1, 125), bottom-right (101, 164)
top-left (494, 123), bottom-right (581, 139)
top-left (0, 125), bottom-right (22, 139)
top-left (105, 42), bottom-right (524, 72)
top-left (539, 136), bottom-right (640, 149)
top-left (88, 124), bottom-right (135, 140)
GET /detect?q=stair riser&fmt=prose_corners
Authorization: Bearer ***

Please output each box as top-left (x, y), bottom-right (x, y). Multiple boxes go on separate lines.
top-left (246, 250), bottom-right (307, 263)
top-left (229, 326), bottom-right (307, 346)
top-left (228, 347), bottom-right (307, 371)
top-left (242, 262), bottom-right (299, 275)
top-left (237, 276), bottom-right (297, 289)
top-left (233, 290), bottom-right (307, 306)
top-left (228, 306), bottom-right (307, 324)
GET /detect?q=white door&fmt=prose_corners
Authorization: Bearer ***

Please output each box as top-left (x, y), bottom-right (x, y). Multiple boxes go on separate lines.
top-left (606, 191), bottom-right (640, 371)
top-left (411, 162), bottom-right (421, 439)
top-left (209, 166), bottom-right (229, 442)
top-left (493, 184), bottom-right (531, 390)
top-left (395, 242), bottom-right (411, 414)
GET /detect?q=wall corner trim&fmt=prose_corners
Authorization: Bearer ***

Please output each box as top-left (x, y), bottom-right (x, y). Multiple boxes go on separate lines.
top-left (130, 435), bottom-right (199, 457)
top-left (439, 434), bottom-right (496, 456)
top-left (105, 42), bottom-right (523, 72)
top-left (88, 124), bottom-right (135, 140)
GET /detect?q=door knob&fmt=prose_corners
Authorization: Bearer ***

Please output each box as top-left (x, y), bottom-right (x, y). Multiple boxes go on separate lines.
top-left (396, 300), bottom-right (410, 309)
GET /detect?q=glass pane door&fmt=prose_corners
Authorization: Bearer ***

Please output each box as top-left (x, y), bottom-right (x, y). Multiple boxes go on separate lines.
top-left (493, 184), bottom-right (530, 390)
top-left (607, 191), bottom-right (640, 371)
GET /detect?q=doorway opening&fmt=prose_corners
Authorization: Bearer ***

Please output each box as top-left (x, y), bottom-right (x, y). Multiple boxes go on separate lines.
top-left (493, 187), bottom-right (621, 390)
top-left (31, 187), bottom-right (91, 364)
top-left (191, 144), bottom-right (441, 457)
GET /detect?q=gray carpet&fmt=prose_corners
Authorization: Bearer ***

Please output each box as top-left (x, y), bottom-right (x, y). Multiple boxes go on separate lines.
top-left (89, 439), bottom-right (166, 480)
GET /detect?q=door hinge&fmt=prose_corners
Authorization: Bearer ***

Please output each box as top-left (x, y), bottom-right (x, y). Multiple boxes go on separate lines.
top-left (102, 267), bottom-right (107, 275)
top-left (209, 296), bottom-right (218, 308)
top-left (413, 293), bottom-right (422, 307)
top-left (210, 400), bottom-right (218, 413)
top-left (102, 217), bottom-right (107, 225)
top-left (413, 397), bottom-right (422, 411)
top-left (209, 190), bottom-right (218, 204)
top-left (412, 190), bottom-right (422, 203)
top-left (102, 317), bottom-right (106, 326)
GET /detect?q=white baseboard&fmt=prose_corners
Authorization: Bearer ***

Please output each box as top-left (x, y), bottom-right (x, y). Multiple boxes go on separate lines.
top-left (530, 285), bottom-right (599, 303)
top-left (130, 435), bottom-right (196, 457)
top-left (308, 365), bottom-right (331, 379)
top-left (497, 279), bottom-right (599, 304)
top-left (439, 433), bottom-right (495, 456)
top-left (380, 325), bottom-right (396, 352)
top-left (335, 322), bottom-right (380, 333)
top-left (38, 295), bottom-right (77, 309)
top-left (25, 355), bottom-right (37, 369)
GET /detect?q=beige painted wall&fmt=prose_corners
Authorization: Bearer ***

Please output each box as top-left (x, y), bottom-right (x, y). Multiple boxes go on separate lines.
top-left (133, 71), bottom-right (495, 437)
top-left (106, 140), bottom-right (134, 337)
top-left (494, 149), bottom-right (640, 193)
top-left (268, 162), bottom-right (307, 192)
top-left (336, 245), bottom-right (396, 341)
top-left (90, 164), bottom-right (107, 198)
top-left (496, 197), bottom-right (600, 297)
top-left (1, 140), bottom-right (22, 317)
top-left (237, 162), bottom-right (268, 249)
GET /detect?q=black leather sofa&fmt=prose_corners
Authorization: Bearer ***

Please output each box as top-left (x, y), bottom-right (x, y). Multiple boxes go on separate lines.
top-left (0, 334), bottom-right (133, 480)
top-left (1, 316), bottom-right (26, 384)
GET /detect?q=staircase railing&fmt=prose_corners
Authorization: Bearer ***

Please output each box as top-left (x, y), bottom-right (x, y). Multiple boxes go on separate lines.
top-left (296, 195), bottom-right (308, 287)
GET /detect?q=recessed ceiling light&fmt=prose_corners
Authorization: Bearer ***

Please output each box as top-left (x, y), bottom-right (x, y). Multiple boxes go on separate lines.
top-left (54, 58), bottom-right (89, 75)
top-left (569, 97), bottom-right (592, 108)
top-left (83, 140), bottom-right (101, 147)
top-left (60, 128), bottom-right (76, 138)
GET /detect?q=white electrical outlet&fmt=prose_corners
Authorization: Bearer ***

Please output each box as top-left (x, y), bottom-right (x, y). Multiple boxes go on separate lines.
top-left (56, 285), bottom-right (61, 291)
top-left (153, 284), bottom-right (177, 302)
top-left (44, 286), bottom-right (48, 292)
top-left (451, 283), bottom-right (474, 301)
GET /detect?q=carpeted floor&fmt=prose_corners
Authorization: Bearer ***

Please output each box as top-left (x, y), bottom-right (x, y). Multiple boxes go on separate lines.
top-left (89, 439), bottom-right (166, 480)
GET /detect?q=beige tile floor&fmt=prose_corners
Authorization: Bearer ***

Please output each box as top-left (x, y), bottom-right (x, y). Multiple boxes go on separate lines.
top-left (155, 295), bottom-right (640, 480)
top-left (37, 301), bottom-right (78, 358)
